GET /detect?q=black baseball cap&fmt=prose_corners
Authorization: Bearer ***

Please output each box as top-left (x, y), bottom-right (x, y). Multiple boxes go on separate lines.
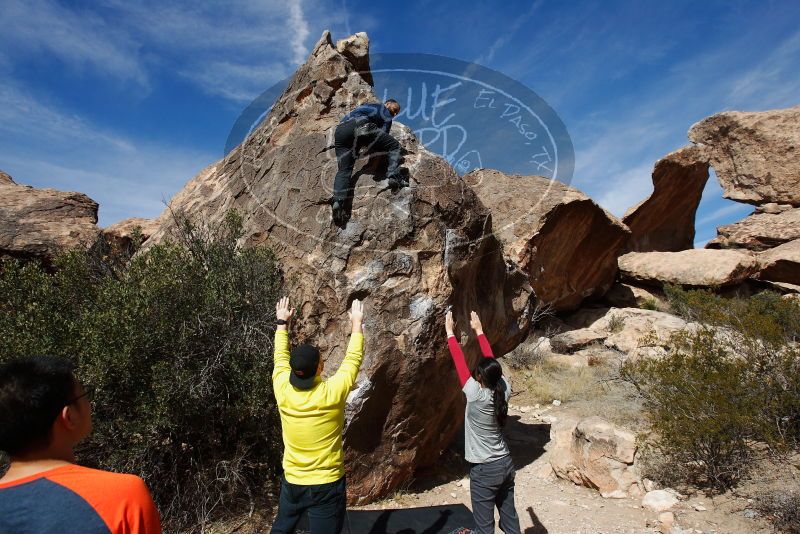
top-left (289, 344), bottom-right (320, 389)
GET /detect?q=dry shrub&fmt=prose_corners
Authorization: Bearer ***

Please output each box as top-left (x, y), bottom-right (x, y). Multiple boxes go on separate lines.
top-left (0, 211), bottom-right (284, 532)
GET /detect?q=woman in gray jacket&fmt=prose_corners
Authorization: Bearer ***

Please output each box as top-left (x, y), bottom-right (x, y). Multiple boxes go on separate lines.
top-left (445, 310), bottom-right (521, 534)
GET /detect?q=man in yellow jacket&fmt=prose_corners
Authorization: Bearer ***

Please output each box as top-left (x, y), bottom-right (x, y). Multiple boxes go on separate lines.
top-left (270, 296), bottom-right (364, 534)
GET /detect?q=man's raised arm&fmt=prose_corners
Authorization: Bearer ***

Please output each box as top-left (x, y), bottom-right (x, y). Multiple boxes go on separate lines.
top-left (328, 299), bottom-right (365, 398)
top-left (272, 296), bottom-right (296, 387)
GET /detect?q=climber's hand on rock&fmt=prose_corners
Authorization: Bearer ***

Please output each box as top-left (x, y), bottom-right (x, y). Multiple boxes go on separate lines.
top-left (276, 296), bottom-right (296, 322)
top-left (470, 311), bottom-right (484, 335)
top-left (445, 310), bottom-right (456, 337)
top-left (349, 299), bottom-right (364, 333)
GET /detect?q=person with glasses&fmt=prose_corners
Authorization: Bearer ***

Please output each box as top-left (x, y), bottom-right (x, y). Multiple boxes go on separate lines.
top-left (269, 296), bottom-right (365, 534)
top-left (331, 99), bottom-right (405, 225)
top-left (0, 355), bottom-right (162, 533)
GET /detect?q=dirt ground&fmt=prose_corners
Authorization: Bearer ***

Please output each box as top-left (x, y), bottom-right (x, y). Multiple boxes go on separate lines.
top-left (353, 403), bottom-right (777, 534)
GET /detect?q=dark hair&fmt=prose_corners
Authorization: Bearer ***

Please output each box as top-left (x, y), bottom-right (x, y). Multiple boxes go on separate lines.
top-left (475, 358), bottom-right (508, 427)
top-left (385, 98), bottom-right (400, 108)
top-left (0, 356), bottom-right (77, 455)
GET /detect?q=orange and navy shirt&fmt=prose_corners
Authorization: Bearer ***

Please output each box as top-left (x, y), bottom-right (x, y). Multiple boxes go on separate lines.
top-left (0, 464), bottom-right (162, 534)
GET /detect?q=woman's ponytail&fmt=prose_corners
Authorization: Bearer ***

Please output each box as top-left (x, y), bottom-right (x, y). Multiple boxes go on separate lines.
top-left (475, 358), bottom-right (508, 427)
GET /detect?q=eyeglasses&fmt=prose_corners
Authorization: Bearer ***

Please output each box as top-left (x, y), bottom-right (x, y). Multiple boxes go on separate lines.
top-left (68, 385), bottom-right (95, 405)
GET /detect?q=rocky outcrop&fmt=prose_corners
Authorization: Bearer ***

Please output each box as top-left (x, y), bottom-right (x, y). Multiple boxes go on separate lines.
top-left (622, 146), bottom-right (709, 252)
top-left (550, 329), bottom-right (607, 354)
top-left (464, 169), bottom-right (630, 311)
top-left (706, 207), bottom-right (800, 251)
top-left (602, 282), bottom-right (665, 310)
top-left (145, 32), bottom-right (530, 504)
top-left (688, 105), bottom-right (800, 206)
top-left (0, 171), bottom-right (100, 265)
top-left (618, 249), bottom-right (759, 288)
top-left (549, 416), bottom-right (641, 498)
top-left (564, 307), bottom-right (693, 357)
top-left (758, 239), bottom-right (800, 285)
top-left (102, 217), bottom-right (159, 253)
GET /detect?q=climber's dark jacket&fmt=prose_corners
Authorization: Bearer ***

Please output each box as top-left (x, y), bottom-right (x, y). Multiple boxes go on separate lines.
top-left (339, 103), bottom-right (394, 134)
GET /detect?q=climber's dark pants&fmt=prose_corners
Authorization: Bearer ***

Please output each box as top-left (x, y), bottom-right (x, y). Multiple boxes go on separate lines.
top-left (332, 119), bottom-right (400, 203)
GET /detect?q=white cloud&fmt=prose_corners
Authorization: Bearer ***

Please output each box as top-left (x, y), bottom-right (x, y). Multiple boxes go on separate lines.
top-left (593, 163), bottom-right (655, 217)
top-left (0, 85), bottom-right (135, 152)
top-left (0, 0), bottom-right (316, 102)
top-left (0, 0), bottom-right (148, 86)
top-left (0, 84), bottom-right (212, 226)
top-left (696, 202), bottom-right (753, 227)
top-left (288, 0), bottom-right (312, 64)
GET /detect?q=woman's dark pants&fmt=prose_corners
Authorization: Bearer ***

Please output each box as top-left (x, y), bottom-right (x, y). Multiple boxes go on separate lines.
top-left (469, 455), bottom-right (521, 534)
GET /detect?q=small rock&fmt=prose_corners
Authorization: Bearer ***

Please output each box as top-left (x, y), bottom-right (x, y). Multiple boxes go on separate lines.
top-left (693, 504), bottom-right (706, 512)
top-left (659, 511), bottom-right (674, 528)
top-left (552, 399), bottom-right (562, 406)
top-left (642, 489), bottom-right (679, 512)
top-left (643, 478), bottom-right (658, 492)
top-left (450, 492), bottom-right (457, 498)
top-left (520, 406), bottom-right (531, 413)
top-left (534, 403), bottom-right (540, 409)
top-left (743, 508), bottom-right (758, 519)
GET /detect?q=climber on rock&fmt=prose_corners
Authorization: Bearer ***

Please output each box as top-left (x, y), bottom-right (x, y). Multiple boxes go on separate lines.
top-left (331, 99), bottom-right (405, 224)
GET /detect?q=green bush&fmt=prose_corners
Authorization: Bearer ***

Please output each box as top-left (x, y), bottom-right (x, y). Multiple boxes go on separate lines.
top-left (622, 286), bottom-right (800, 491)
top-left (0, 211), bottom-right (283, 532)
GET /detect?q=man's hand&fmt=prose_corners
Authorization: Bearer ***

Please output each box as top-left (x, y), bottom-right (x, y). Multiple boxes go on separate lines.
top-left (276, 297), bottom-right (295, 331)
top-left (445, 310), bottom-right (456, 337)
top-left (470, 311), bottom-right (484, 335)
top-left (349, 299), bottom-right (364, 334)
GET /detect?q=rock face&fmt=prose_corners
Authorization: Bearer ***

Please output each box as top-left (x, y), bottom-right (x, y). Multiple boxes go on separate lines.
top-left (688, 105), bottom-right (800, 206)
top-left (464, 169), bottom-right (630, 311)
top-left (549, 416), bottom-right (641, 498)
top-left (145, 32), bottom-right (529, 503)
top-left (550, 329), bottom-right (607, 354)
top-left (603, 282), bottom-right (665, 310)
top-left (102, 217), bottom-right (159, 253)
top-left (758, 239), bottom-right (800, 285)
top-left (619, 249), bottom-right (759, 288)
top-left (622, 146), bottom-right (709, 252)
top-left (706, 207), bottom-right (800, 251)
top-left (564, 307), bottom-right (692, 357)
top-left (0, 171), bottom-right (100, 264)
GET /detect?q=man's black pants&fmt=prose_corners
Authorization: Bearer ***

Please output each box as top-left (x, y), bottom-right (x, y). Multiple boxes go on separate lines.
top-left (332, 119), bottom-right (400, 204)
top-left (270, 476), bottom-right (346, 534)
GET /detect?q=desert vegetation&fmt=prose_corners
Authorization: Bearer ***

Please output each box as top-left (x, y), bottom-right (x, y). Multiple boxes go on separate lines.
top-left (0, 211), bottom-right (284, 532)
top-left (622, 286), bottom-right (800, 530)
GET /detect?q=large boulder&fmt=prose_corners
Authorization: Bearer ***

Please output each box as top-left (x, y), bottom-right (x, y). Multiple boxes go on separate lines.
top-left (622, 146), bottom-right (709, 252)
top-left (706, 207), bottom-right (800, 251)
top-left (463, 169), bottom-right (630, 311)
top-left (618, 249), bottom-right (759, 288)
top-left (758, 239), bottom-right (800, 286)
top-left (688, 105), bottom-right (800, 206)
top-left (102, 217), bottom-right (159, 253)
top-left (0, 171), bottom-right (100, 265)
top-left (549, 415), bottom-right (641, 498)
top-left (145, 31), bottom-right (529, 504)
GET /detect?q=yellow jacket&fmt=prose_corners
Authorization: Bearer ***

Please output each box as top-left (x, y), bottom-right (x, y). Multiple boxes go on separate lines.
top-left (272, 330), bottom-right (364, 484)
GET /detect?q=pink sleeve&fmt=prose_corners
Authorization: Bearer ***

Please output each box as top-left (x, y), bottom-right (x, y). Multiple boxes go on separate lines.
top-left (447, 335), bottom-right (471, 387)
top-left (477, 333), bottom-right (495, 358)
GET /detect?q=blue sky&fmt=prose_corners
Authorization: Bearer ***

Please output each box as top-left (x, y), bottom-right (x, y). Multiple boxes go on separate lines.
top-left (1, 1), bottom-right (799, 247)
